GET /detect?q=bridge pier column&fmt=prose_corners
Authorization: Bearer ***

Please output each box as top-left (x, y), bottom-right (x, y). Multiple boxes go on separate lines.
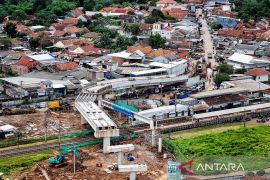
top-left (117, 151), bottom-right (124, 165)
top-left (80, 115), bottom-right (87, 125)
top-left (151, 129), bottom-right (156, 146)
top-left (130, 172), bottom-right (136, 180)
top-left (103, 137), bottom-right (110, 153)
top-left (98, 100), bottom-right (102, 108)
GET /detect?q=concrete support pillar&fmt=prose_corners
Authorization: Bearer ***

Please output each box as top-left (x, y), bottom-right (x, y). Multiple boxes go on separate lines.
top-left (158, 138), bottom-right (162, 153)
top-left (118, 112), bottom-right (122, 118)
top-left (117, 152), bottom-right (124, 165)
top-left (130, 172), bottom-right (136, 180)
top-left (151, 129), bottom-right (156, 146)
top-left (103, 137), bottom-right (110, 153)
top-left (98, 100), bottom-right (102, 108)
top-left (80, 116), bottom-right (87, 125)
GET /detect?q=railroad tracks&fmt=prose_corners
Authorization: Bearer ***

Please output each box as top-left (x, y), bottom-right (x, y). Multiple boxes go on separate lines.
top-left (0, 137), bottom-right (95, 158)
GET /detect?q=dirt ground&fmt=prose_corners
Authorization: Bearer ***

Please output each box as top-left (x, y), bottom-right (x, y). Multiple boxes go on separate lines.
top-left (13, 139), bottom-right (174, 180)
top-left (0, 108), bottom-right (84, 137)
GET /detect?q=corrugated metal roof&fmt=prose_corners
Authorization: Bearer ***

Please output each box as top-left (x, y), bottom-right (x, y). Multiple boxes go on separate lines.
top-left (190, 87), bottom-right (247, 99)
top-left (193, 102), bottom-right (270, 119)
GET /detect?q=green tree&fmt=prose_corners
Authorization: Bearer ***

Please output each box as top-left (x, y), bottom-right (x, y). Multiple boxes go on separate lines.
top-left (0, 38), bottom-right (11, 49)
top-left (145, 9), bottom-right (165, 23)
top-left (211, 23), bottom-right (223, 30)
top-left (15, 130), bottom-right (22, 146)
top-left (83, 0), bottom-right (96, 11)
top-left (149, 34), bottom-right (166, 49)
top-left (12, 10), bottom-right (27, 21)
top-left (41, 40), bottom-right (53, 49)
top-left (29, 37), bottom-right (40, 49)
top-left (124, 24), bottom-right (140, 35)
top-left (214, 73), bottom-right (230, 87)
top-left (218, 64), bottom-right (234, 74)
top-left (16, 31), bottom-right (27, 38)
top-left (4, 23), bottom-right (17, 38)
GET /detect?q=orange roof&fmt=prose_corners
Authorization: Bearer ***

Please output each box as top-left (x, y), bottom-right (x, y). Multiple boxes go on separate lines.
top-left (55, 62), bottom-right (78, 71)
top-left (53, 31), bottom-right (66, 37)
top-left (127, 45), bottom-right (153, 55)
top-left (157, 0), bottom-right (176, 4)
top-left (15, 57), bottom-right (40, 69)
top-left (163, 26), bottom-right (174, 31)
top-left (139, 24), bottom-right (152, 31)
top-left (178, 50), bottom-right (189, 59)
top-left (63, 18), bottom-right (78, 25)
top-left (100, 7), bottom-right (133, 14)
top-left (147, 49), bottom-right (177, 58)
top-left (65, 26), bottom-right (81, 33)
top-left (246, 68), bottom-right (270, 76)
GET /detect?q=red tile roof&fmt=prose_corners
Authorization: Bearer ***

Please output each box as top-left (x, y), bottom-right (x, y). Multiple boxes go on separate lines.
top-left (63, 18), bottom-right (78, 25)
top-left (246, 68), bottom-right (270, 76)
top-left (15, 57), bottom-right (40, 69)
top-left (65, 26), bottom-right (81, 34)
top-left (139, 24), bottom-right (153, 31)
top-left (53, 31), bottom-right (66, 37)
top-left (100, 7), bottom-right (133, 14)
top-left (157, 0), bottom-right (176, 4)
top-left (81, 45), bottom-right (102, 55)
top-left (55, 62), bottom-right (78, 71)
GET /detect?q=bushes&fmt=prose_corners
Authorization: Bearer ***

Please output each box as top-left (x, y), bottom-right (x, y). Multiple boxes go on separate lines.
top-left (0, 151), bottom-right (52, 175)
top-left (164, 126), bottom-right (270, 175)
top-left (164, 126), bottom-right (270, 158)
top-left (0, 135), bottom-right (58, 148)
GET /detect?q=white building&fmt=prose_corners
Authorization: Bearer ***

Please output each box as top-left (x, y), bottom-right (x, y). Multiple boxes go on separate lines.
top-left (156, 0), bottom-right (177, 8)
top-left (137, 104), bottom-right (189, 120)
top-left (227, 53), bottom-right (270, 69)
top-left (246, 68), bottom-right (269, 82)
top-left (149, 60), bottom-right (188, 76)
top-left (152, 23), bottom-right (175, 39)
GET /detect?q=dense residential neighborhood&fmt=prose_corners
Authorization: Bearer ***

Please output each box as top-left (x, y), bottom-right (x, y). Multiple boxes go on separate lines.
top-left (0, 0), bottom-right (270, 179)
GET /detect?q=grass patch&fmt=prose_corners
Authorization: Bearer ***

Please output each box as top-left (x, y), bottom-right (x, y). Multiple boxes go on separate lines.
top-left (0, 135), bottom-right (58, 149)
top-left (164, 125), bottom-right (270, 175)
top-left (170, 122), bottom-right (258, 138)
top-left (0, 150), bottom-right (52, 176)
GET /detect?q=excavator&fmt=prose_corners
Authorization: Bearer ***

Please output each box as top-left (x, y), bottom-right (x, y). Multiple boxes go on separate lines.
top-left (48, 146), bottom-right (79, 166)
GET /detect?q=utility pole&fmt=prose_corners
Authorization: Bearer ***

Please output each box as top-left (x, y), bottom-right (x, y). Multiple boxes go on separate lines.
top-left (73, 147), bottom-right (76, 175)
top-left (58, 119), bottom-right (62, 150)
top-left (160, 83), bottom-right (163, 102)
top-left (44, 110), bottom-right (49, 142)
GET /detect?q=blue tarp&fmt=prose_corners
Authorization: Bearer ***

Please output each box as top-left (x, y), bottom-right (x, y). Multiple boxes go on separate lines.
top-left (216, 17), bottom-right (237, 28)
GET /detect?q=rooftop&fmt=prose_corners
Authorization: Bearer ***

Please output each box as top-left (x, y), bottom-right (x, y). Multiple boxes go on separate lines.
top-left (246, 68), bottom-right (270, 76)
top-left (190, 87), bottom-right (247, 99)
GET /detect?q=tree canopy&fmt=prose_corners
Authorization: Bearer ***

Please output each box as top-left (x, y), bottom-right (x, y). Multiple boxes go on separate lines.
top-left (230, 0), bottom-right (270, 21)
top-left (149, 34), bottom-right (166, 49)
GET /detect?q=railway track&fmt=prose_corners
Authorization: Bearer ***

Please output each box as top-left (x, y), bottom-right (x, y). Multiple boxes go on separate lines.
top-left (0, 136), bottom-right (95, 158)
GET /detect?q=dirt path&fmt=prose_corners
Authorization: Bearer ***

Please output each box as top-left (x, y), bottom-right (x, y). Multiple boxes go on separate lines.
top-left (196, 8), bottom-right (218, 90)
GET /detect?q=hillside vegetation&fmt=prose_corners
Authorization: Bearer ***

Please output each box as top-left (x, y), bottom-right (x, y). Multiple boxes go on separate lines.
top-left (0, 0), bottom-right (149, 25)
top-left (230, 0), bottom-right (270, 21)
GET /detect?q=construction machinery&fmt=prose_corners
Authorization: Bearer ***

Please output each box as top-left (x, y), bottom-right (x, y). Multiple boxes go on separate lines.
top-left (47, 100), bottom-right (71, 110)
top-left (48, 146), bottom-right (79, 166)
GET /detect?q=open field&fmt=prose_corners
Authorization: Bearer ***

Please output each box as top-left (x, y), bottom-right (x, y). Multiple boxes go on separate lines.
top-left (0, 150), bottom-right (52, 175)
top-left (169, 122), bottom-right (258, 138)
top-left (164, 125), bottom-right (270, 175)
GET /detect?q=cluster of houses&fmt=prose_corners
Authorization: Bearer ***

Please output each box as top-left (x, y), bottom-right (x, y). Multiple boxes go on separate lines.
top-left (0, 0), bottom-right (269, 109)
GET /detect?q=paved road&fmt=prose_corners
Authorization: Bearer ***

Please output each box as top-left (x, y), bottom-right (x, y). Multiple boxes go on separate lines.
top-left (196, 8), bottom-right (217, 90)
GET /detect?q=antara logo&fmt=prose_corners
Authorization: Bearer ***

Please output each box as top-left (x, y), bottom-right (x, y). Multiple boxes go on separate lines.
top-left (178, 160), bottom-right (193, 175)
top-left (196, 163), bottom-right (244, 171)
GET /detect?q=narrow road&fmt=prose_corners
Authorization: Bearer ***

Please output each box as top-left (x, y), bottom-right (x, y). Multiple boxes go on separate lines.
top-left (196, 8), bottom-right (218, 90)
